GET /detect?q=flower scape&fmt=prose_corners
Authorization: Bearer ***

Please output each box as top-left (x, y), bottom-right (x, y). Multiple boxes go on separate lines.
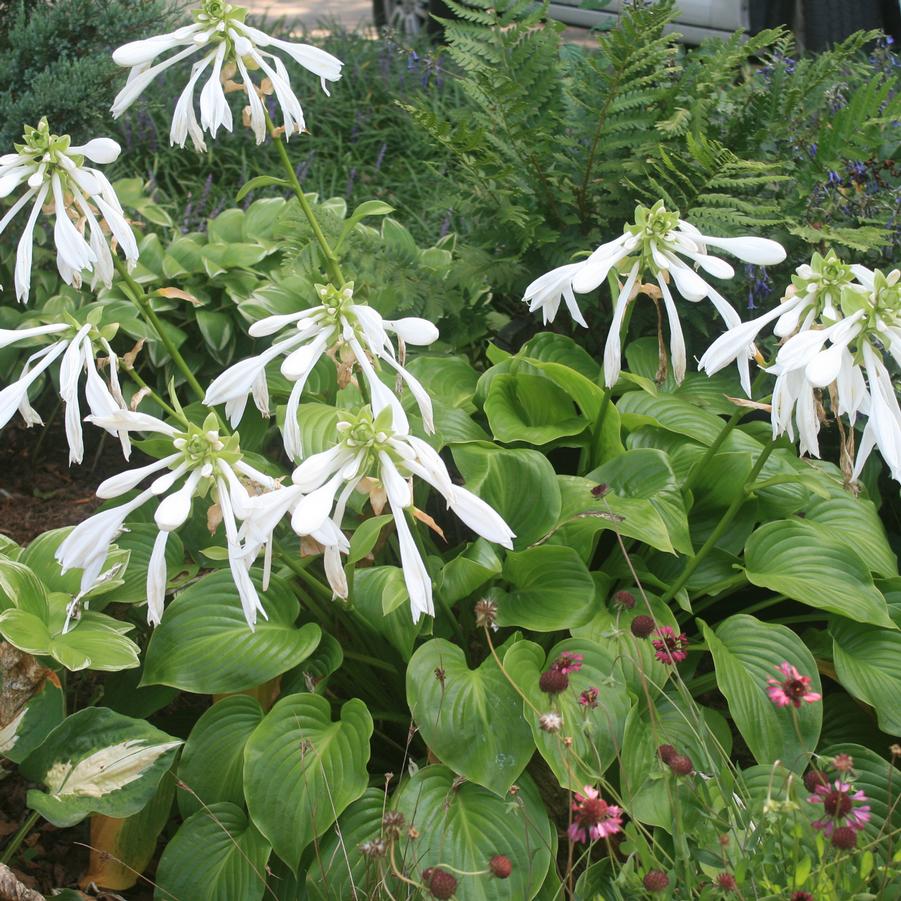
top-left (0, 1), bottom-right (898, 898)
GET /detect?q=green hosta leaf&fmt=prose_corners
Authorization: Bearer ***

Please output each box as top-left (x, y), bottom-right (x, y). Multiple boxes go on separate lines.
top-left (819, 743), bottom-right (901, 843)
top-left (0, 595), bottom-right (141, 672)
top-left (620, 696), bottom-right (732, 829)
top-left (244, 694), bottom-right (372, 872)
top-left (743, 520), bottom-right (895, 628)
top-left (393, 766), bottom-right (554, 901)
top-left (349, 566), bottom-right (420, 659)
top-left (304, 788), bottom-right (386, 900)
top-left (337, 199), bottom-right (395, 248)
top-left (588, 449), bottom-right (691, 554)
top-left (22, 708), bottom-right (181, 827)
top-left (521, 332), bottom-right (600, 380)
top-left (700, 615), bottom-right (821, 772)
top-left (452, 443), bottom-right (561, 546)
top-left (830, 618), bottom-right (901, 735)
top-left (102, 524), bottom-right (185, 605)
top-left (177, 696), bottom-right (264, 819)
top-left (281, 631), bottom-right (344, 696)
top-left (498, 545), bottom-right (596, 631)
top-left (406, 637), bottom-right (533, 795)
top-left (504, 638), bottom-right (633, 790)
top-left (572, 595), bottom-right (681, 696)
top-left (0, 667), bottom-right (64, 764)
top-left (437, 538), bottom-right (502, 604)
top-left (143, 571), bottom-right (321, 693)
top-left (484, 372), bottom-right (586, 445)
top-left (347, 514), bottom-right (393, 565)
top-left (617, 391), bottom-right (725, 444)
top-left (236, 175), bottom-right (289, 202)
top-left (803, 493), bottom-right (897, 578)
top-left (0, 558), bottom-right (47, 616)
top-left (155, 802), bottom-right (271, 901)
top-left (406, 355), bottom-right (480, 409)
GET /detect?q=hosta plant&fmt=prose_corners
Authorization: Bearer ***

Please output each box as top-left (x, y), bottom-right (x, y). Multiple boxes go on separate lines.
top-left (0, 2), bottom-right (899, 899)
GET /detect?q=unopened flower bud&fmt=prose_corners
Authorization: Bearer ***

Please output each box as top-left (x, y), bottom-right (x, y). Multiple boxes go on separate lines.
top-left (803, 769), bottom-right (829, 792)
top-left (489, 854), bottom-right (512, 879)
top-left (831, 826), bottom-right (857, 850)
top-left (668, 754), bottom-right (694, 776)
top-left (539, 668), bottom-right (569, 694)
top-left (630, 615), bottom-right (656, 638)
top-left (423, 867), bottom-right (458, 899)
top-left (643, 869), bottom-right (669, 892)
top-left (832, 753), bottom-right (854, 773)
top-left (612, 590), bottom-right (635, 609)
top-left (657, 744), bottom-right (678, 765)
top-left (716, 872), bottom-right (737, 892)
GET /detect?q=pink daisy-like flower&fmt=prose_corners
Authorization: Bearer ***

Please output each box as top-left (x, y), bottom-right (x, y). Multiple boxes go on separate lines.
top-left (766, 662), bottom-right (821, 708)
top-left (808, 779), bottom-right (871, 836)
top-left (567, 786), bottom-right (623, 844)
top-left (552, 651), bottom-right (584, 675)
top-left (651, 627), bottom-right (688, 664)
top-left (579, 687), bottom-right (599, 709)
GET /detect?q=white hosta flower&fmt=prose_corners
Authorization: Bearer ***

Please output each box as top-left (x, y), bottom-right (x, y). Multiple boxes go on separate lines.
top-left (204, 282), bottom-right (440, 459)
top-left (522, 200), bottom-right (786, 390)
top-left (0, 119), bottom-right (138, 303)
top-left (0, 319), bottom-right (131, 464)
top-left (55, 410), bottom-right (279, 627)
top-left (244, 404), bottom-right (515, 623)
top-left (111, 0), bottom-right (343, 150)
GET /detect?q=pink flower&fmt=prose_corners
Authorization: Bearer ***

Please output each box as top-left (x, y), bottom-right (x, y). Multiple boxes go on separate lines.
top-left (807, 780), bottom-right (871, 836)
top-left (567, 786), bottom-right (623, 844)
top-left (579, 687), bottom-right (599, 709)
top-left (651, 627), bottom-right (688, 664)
top-left (552, 651), bottom-right (584, 675)
top-left (766, 662), bottom-right (821, 708)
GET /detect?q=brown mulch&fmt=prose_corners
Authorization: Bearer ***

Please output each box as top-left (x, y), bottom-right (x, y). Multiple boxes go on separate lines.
top-left (0, 416), bottom-right (128, 548)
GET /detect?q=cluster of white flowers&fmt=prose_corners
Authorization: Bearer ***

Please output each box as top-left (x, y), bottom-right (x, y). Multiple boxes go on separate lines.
top-left (0, 118), bottom-right (138, 303)
top-left (111, 0), bottom-right (343, 149)
top-left (524, 201), bottom-right (787, 391)
top-left (701, 252), bottom-right (901, 481)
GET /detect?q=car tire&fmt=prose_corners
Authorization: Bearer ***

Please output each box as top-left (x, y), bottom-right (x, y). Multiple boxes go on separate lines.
top-left (801, 0), bottom-right (883, 50)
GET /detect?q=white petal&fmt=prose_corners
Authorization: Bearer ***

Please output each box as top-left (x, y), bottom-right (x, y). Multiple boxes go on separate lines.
top-left (111, 44), bottom-right (201, 117)
top-left (154, 470), bottom-right (202, 531)
top-left (391, 505), bottom-right (433, 622)
top-left (378, 453), bottom-right (411, 510)
top-left (658, 275), bottom-right (686, 383)
top-left (248, 307), bottom-right (322, 337)
top-left (0, 341), bottom-right (67, 430)
top-left (292, 444), bottom-right (352, 491)
top-left (67, 139), bottom-right (121, 164)
top-left (448, 485), bottom-right (515, 548)
top-left (383, 317), bottom-right (439, 346)
top-left (571, 237), bottom-right (633, 294)
top-left (97, 453), bottom-right (181, 499)
top-left (112, 26), bottom-right (201, 67)
top-left (13, 184), bottom-right (49, 303)
top-left (696, 234), bottom-right (787, 266)
top-left (146, 531), bottom-right (169, 625)
top-left (290, 473), bottom-right (342, 535)
top-left (0, 322), bottom-right (68, 350)
top-left (602, 263), bottom-right (640, 388)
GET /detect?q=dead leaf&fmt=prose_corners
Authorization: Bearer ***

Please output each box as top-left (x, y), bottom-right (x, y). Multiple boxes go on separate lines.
top-left (0, 643), bottom-right (55, 732)
top-left (724, 395), bottom-right (772, 412)
top-left (412, 507), bottom-right (445, 541)
top-left (154, 287), bottom-right (203, 307)
top-left (0, 864), bottom-right (44, 900)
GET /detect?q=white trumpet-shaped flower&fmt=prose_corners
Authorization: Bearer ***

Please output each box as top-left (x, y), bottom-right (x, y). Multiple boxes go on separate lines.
top-left (0, 118), bottom-right (138, 303)
top-left (55, 410), bottom-right (280, 627)
top-left (240, 404), bottom-right (515, 623)
top-left (204, 281), bottom-right (440, 459)
top-left (522, 201), bottom-right (786, 391)
top-left (0, 319), bottom-right (131, 464)
top-left (111, 0), bottom-right (343, 150)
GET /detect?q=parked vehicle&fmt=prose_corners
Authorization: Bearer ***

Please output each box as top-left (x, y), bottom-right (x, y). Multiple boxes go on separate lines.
top-left (372, 0), bottom-right (900, 48)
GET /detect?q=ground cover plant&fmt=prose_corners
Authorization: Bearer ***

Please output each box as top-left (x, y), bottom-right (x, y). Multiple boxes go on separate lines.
top-left (0, 1), bottom-right (899, 899)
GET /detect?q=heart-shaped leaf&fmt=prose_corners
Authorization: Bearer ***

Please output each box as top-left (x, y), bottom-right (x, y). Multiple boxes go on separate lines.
top-left (743, 520), bottom-right (894, 628)
top-left (177, 696), bottom-right (263, 819)
top-left (154, 802), bottom-right (271, 901)
top-left (22, 708), bottom-right (181, 827)
top-left (407, 637), bottom-right (533, 795)
top-left (142, 571), bottom-right (321, 693)
top-left (701, 615), bottom-right (821, 772)
top-left (503, 638), bottom-right (633, 790)
top-left (830, 617), bottom-right (901, 734)
top-left (243, 694), bottom-right (372, 872)
top-left (393, 766), bottom-right (555, 901)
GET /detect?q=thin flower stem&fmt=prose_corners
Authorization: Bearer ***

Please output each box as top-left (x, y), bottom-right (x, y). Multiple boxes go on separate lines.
top-left (0, 809), bottom-right (41, 865)
top-left (659, 438), bottom-right (777, 605)
top-left (113, 258), bottom-right (206, 403)
top-left (265, 110), bottom-right (345, 287)
top-left (682, 405), bottom-right (746, 495)
top-left (123, 365), bottom-right (185, 424)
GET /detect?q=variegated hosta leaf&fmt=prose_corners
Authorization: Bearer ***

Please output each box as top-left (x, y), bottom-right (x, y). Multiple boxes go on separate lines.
top-left (22, 707), bottom-right (182, 827)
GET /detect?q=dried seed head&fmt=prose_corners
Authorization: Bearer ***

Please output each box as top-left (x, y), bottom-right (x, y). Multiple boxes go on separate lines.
top-left (359, 838), bottom-right (387, 859)
top-left (831, 826), bottom-right (857, 850)
top-left (612, 590), bottom-right (636, 609)
top-left (539, 712), bottom-right (563, 733)
top-left (539, 668), bottom-right (569, 695)
top-left (630, 615), bottom-right (656, 638)
top-left (381, 811), bottom-right (405, 840)
top-left (474, 598), bottom-right (498, 628)
top-left (422, 867), bottom-right (458, 899)
top-left (643, 869), bottom-right (669, 892)
top-left (789, 893), bottom-right (815, 901)
top-left (489, 855), bottom-right (512, 879)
